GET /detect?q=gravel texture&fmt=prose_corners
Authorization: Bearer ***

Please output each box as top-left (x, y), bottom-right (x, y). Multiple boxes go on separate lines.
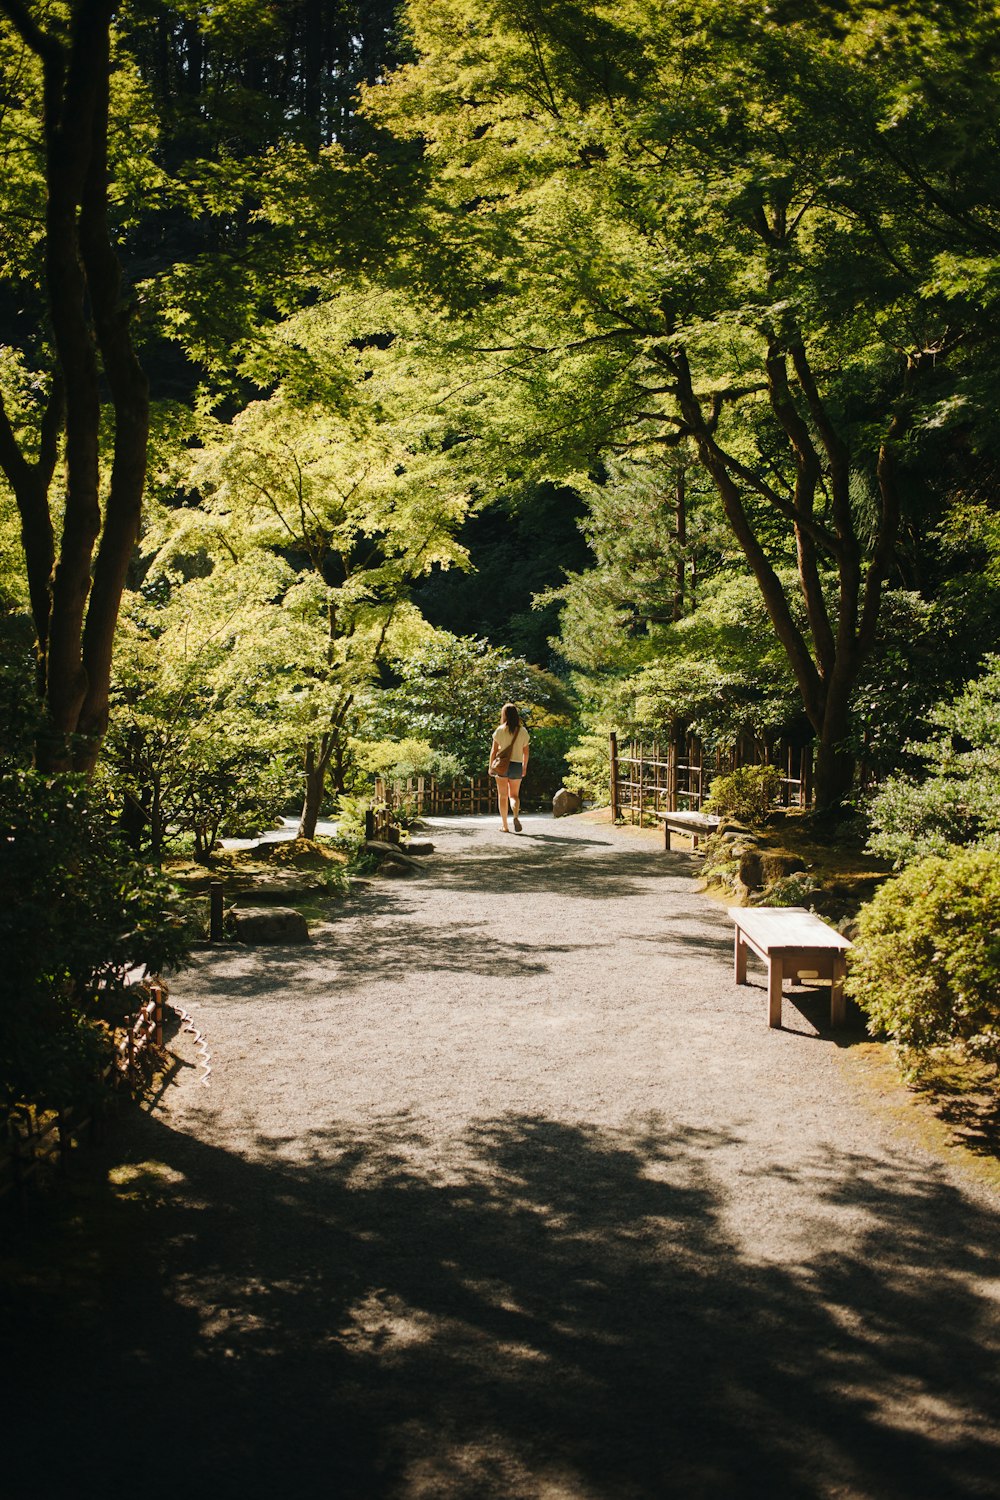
top-left (4, 813), bottom-right (1000, 1500)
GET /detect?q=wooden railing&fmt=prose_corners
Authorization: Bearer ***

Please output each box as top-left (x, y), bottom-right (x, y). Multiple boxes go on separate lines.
top-left (610, 731), bottom-right (813, 825)
top-left (374, 774), bottom-right (495, 819)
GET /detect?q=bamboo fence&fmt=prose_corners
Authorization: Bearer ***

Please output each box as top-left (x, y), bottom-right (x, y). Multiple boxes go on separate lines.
top-left (610, 730), bottom-right (813, 825)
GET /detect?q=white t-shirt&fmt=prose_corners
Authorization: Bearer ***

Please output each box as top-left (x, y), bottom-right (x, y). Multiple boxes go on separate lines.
top-left (495, 724), bottom-right (530, 758)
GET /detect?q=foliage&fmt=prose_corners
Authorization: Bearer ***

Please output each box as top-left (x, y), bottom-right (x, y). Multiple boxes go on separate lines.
top-left (364, 633), bottom-right (572, 774)
top-left (758, 873), bottom-right (821, 910)
top-left (329, 793), bottom-right (376, 866)
top-left (847, 849), bottom-right (1000, 1068)
top-left (102, 586), bottom-right (292, 862)
top-left (564, 729), bottom-right (611, 803)
top-left (156, 297), bottom-right (475, 831)
top-left (866, 657), bottom-right (1000, 866)
top-left (0, 772), bottom-right (190, 1108)
top-left (0, 610), bottom-right (39, 771)
top-left (351, 737), bottom-right (464, 784)
top-left (368, 0), bottom-right (1000, 806)
top-left (704, 766), bottom-right (783, 827)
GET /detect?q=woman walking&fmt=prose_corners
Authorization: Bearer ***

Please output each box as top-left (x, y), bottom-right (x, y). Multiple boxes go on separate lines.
top-left (489, 703), bottom-right (530, 833)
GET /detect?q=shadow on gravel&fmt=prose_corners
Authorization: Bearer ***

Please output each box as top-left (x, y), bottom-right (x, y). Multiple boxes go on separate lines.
top-left (435, 841), bottom-right (687, 901)
top-left (4, 1111), bottom-right (998, 1499)
top-left (182, 920), bottom-right (604, 999)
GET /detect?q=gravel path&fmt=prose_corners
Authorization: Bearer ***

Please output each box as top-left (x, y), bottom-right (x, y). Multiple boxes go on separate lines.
top-left (5, 814), bottom-right (1000, 1499)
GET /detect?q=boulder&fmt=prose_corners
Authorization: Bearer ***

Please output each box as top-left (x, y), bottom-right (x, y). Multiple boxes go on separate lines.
top-left (365, 839), bottom-right (423, 870)
top-left (232, 906), bottom-right (310, 944)
top-left (760, 851), bottom-right (808, 884)
top-left (552, 788), bottom-right (583, 818)
top-left (737, 848), bottom-right (764, 890)
top-left (404, 839), bottom-right (435, 856)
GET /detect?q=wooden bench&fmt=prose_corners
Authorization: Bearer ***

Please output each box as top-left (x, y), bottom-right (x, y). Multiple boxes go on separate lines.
top-left (656, 810), bottom-right (721, 850)
top-left (728, 906), bottom-right (851, 1029)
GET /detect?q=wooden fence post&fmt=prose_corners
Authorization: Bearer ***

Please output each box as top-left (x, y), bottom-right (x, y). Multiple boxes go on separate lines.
top-left (152, 983), bottom-right (163, 1049)
top-left (209, 881), bottom-right (224, 943)
top-left (609, 732), bottom-right (620, 822)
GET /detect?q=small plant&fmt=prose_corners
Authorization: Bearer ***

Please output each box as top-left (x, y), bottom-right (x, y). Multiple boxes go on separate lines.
top-left (704, 764), bottom-right (782, 825)
top-left (758, 873), bottom-right (819, 908)
top-left (846, 848), bottom-right (1000, 1068)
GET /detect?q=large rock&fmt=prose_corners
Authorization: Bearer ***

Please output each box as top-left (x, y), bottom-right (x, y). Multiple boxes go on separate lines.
top-left (737, 848), bottom-right (764, 890)
top-left (232, 906), bottom-right (310, 944)
top-left (552, 788), bottom-right (583, 818)
top-left (365, 839), bottom-right (423, 871)
top-left (405, 840), bottom-right (435, 856)
top-left (760, 851), bottom-right (808, 884)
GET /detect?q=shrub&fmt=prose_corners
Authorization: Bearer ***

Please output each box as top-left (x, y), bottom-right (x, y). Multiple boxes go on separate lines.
top-left (351, 737), bottom-right (463, 784)
top-left (846, 848), bottom-right (1000, 1066)
top-left (704, 764), bottom-right (782, 825)
top-left (0, 772), bottom-right (191, 1108)
top-left (564, 730), bottom-right (611, 802)
top-left (866, 656), bottom-right (1000, 866)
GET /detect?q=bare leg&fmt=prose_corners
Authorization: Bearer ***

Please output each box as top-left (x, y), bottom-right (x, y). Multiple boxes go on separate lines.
top-left (508, 776), bottom-right (522, 829)
top-left (496, 777), bottom-right (510, 831)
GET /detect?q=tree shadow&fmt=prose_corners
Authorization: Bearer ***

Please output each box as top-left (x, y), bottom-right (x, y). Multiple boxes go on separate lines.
top-left (432, 839), bottom-right (689, 902)
top-left (4, 1109), bottom-right (998, 1498)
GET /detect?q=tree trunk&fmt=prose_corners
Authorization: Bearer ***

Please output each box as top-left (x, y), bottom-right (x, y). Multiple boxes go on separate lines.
top-left (298, 742), bottom-right (327, 839)
top-left (0, 1), bottom-right (149, 775)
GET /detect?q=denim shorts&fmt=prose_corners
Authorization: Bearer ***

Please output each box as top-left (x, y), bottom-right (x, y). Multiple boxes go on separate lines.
top-left (505, 761), bottom-right (523, 779)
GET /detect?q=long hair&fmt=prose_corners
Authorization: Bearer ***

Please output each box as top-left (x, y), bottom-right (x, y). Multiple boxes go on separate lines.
top-left (501, 702), bottom-right (520, 735)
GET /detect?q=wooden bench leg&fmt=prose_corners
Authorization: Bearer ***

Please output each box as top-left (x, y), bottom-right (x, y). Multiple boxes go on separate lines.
top-left (734, 931), bottom-right (747, 985)
top-left (830, 955), bottom-right (846, 1027)
top-left (767, 955), bottom-right (783, 1028)
top-left (664, 823), bottom-right (672, 850)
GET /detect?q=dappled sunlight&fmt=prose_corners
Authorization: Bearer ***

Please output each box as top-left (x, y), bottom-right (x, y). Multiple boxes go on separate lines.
top-left (7, 1106), bottom-right (998, 1497)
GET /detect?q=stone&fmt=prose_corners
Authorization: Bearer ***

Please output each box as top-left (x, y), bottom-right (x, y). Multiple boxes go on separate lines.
top-left (232, 906), bottom-right (310, 944)
top-left (552, 788), bottom-right (583, 818)
top-left (737, 849), bottom-right (764, 890)
top-left (760, 851), bottom-right (808, 884)
top-left (404, 840), bottom-right (435, 856)
top-left (365, 839), bottom-right (423, 870)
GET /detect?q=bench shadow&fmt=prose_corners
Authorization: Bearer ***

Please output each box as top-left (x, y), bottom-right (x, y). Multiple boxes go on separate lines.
top-left (4, 1109), bottom-right (998, 1499)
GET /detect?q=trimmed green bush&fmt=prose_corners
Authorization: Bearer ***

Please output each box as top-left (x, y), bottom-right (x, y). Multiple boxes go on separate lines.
top-left (0, 772), bottom-right (191, 1108)
top-left (704, 764), bottom-right (782, 825)
top-left (846, 848), bottom-right (1000, 1066)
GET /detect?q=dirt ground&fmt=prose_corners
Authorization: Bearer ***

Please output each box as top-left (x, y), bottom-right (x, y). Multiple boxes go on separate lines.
top-left (3, 812), bottom-right (1000, 1500)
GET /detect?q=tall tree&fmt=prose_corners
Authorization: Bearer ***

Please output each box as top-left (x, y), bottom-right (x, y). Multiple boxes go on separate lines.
top-left (0, 1), bottom-right (149, 771)
top-left (368, 0), bottom-right (1000, 807)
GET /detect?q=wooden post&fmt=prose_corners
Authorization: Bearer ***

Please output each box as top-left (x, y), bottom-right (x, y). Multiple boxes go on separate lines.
top-left (734, 931), bottom-right (747, 985)
top-left (126, 1022), bottom-right (136, 1090)
top-left (768, 956), bottom-right (784, 1029)
top-left (668, 735), bottom-right (677, 812)
top-left (152, 983), bottom-right (163, 1048)
top-left (209, 881), bottom-right (224, 943)
top-left (802, 745), bottom-right (812, 808)
top-left (609, 732), bottom-right (620, 823)
top-left (831, 955), bottom-right (847, 1027)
